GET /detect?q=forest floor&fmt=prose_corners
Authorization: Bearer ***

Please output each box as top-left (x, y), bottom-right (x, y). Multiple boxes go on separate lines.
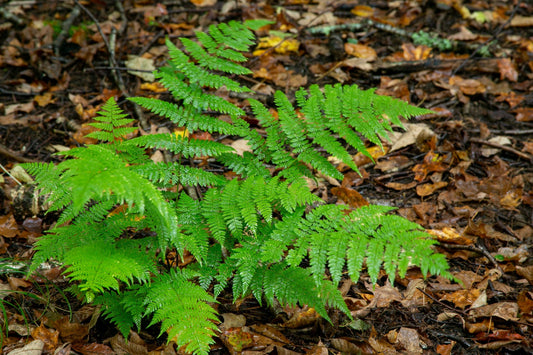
top-left (1, 0), bottom-right (533, 354)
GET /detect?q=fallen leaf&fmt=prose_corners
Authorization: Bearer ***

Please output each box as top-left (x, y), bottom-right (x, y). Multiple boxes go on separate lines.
top-left (427, 227), bottom-right (474, 245)
top-left (386, 181), bottom-right (418, 191)
top-left (351, 5), bottom-right (374, 17)
top-left (353, 146), bottom-right (389, 166)
top-left (31, 323), bottom-right (59, 353)
top-left (510, 15), bottom-right (533, 27)
top-left (416, 181), bottom-right (448, 197)
top-left (468, 302), bottom-right (519, 321)
top-left (125, 55), bottom-right (155, 82)
top-left (6, 340), bottom-right (44, 355)
top-left (389, 123), bottom-right (435, 152)
top-left (440, 289), bottom-right (481, 309)
top-left (449, 76), bottom-right (486, 95)
top-left (497, 58), bottom-right (518, 82)
top-left (516, 265), bottom-right (533, 284)
top-left (254, 36), bottom-right (300, 55)
top-left (344, 43), bottom-right (377, 61)
top-left (190, 0), bottom-right (217, 7)
top-left (514, 107), bottom-right (533, 122)
top-left (402, 43), bottom-right (432, 61)
top-left (331, 187), bottom-right (369, 208)
top-left (230, 139), bottom-right (252, 156)
top-left (394, 327), bottom-right (422, 354)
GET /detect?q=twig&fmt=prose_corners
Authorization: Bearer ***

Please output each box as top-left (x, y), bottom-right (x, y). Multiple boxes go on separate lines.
top-left (416, 287), bottom-right (470, 318)
top-left (73, 0), bottom-right (149, 130)
top-left (428, 330), bottom-right (474, 350)
top-left (468, 128), bottom-right (533, 136)
top-left (0, 163), bottom-right (22, 185)
top-left (0, 143), bottom-right (35, 163)
top-left (53, 5), bottom-right (81, 56)
top-left (438, 242), bottom-right (504, 274)
top-left (470, 137), bottom-right (533, 161)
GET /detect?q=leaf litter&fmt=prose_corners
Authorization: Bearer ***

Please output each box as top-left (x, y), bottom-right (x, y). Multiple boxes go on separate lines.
top-left (0, 0), bottom-right (532, 354)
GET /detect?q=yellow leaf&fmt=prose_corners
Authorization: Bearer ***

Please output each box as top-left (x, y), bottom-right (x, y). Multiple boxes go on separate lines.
top-left (351, 5), bottom-right (374, 18)
top-left (255, 36), bottom-right (300, 55)
top-left (174, 127), bottom-right (189, 138)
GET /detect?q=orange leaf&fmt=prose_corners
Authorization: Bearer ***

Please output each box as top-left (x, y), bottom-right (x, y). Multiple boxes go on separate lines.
top-left (385, 181), bottom-right (417, 191)
top-left (416, 181), bottom-right (448, 197)
top-left (497, 58), bottom-right (518, 82)
top-left (427, 227), bottom-right (474, 245)
top-left (344, 43), bottom-right (377, 61)
top-left (353, 146), bottom-right (389, 167)
top-left (514, 107), bottom-right (533, 122)
top-left (351, 5), bottom-right (374, 17)
top-left (402, 43), bottom-right (432, 61)
top-left (31, 323), bottom-right (59, 352)
top-left (449, 76), bottom-right (486, 95)
top-left (331, 187), bottom-right (369, 208)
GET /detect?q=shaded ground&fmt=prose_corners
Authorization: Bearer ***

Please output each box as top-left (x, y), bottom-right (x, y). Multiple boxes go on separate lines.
top-left (1, 0), bottom-right (533, 354)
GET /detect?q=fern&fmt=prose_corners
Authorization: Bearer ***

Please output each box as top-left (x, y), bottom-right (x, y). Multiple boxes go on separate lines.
top-left (23, 20), bottom-right (450, 354)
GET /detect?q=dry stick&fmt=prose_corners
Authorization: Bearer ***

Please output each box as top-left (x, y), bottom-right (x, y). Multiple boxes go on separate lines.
top-left (415, 287), bottom-right (470, 318)
top-left (469, 128), bottom-right (533, 136)
top-left (452, 0), bottom-right (522, 75)
top-left (73, 0), bottom-right (149, 130)
top-left (438, 242), bottom-right (504, 274)
top-left (0, 143), bottom-right (35, 163)
top-left (469, 137), bottom-right (533, 161)
top-left (53, 5), bottom-right (81, 56)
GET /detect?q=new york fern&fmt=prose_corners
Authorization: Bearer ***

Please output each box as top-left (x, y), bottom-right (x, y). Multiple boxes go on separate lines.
top-left (23, 20), bottom-right (450, 354)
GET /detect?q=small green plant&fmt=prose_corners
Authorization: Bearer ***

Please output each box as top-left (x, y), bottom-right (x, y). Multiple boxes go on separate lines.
top-left (23, 20), bottom-right (450, 353)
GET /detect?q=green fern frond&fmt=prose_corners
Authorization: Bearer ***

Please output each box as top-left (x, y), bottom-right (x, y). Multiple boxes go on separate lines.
top-left (216, 151), bottom-right (271, 178)
top-left (294, 204), bottom-right (447, 285)
top-left (144, 269), bottom-right (218, 354)
top-left (128, 133), bottom-right (234, 158)
top-left (94, 287), bottom-right (146, 337)
top-left (129, 97), bottom-right (237, 135)
top-left (135, 162), bottom-right (225, 187)
top-left (63, 240), bottom-right (156, 302)
top-left (86, 97), bottom-right (136, 143)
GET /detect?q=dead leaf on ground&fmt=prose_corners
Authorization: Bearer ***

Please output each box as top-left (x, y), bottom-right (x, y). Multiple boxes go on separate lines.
top-left (468, 302), bottom-right (519, 321)
top-left (331, 187), bottom-right (369, 208)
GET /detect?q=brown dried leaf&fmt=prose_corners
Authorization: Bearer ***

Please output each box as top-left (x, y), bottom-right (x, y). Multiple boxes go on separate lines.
top-left (427, 227), bottom-right (474, 245)
top-left (514, 107), bottom-right (533, 122)
top-left (353, 146), bottom-right (388, 167)
top-left (497, 58), bottom-right (518, 82)
top-left (468, 302), bottom-right (519, 321)
top-left (331, 187), bottom-right (369, 208)
top-left (386, 181), bottom-right (418, 191)
top-left (31, 323), bottom-right (59, 353)
top-left (416, 181), bottom-right (448, 197)
top-left (375, 155), bottom-right (411, 173)
top-left (282, 306), bottom-right (320, 328)
top-left (53, 316), bottom-right (89, 343)
top-left (344, 43), bottom-right (377, 61)
top-left (440, 289), bottom-right (481, 309)
top-left (401, 43), bottom-right (432, 61)
top-left (449, 76), bottom-right (486, 95)
top-left (516, 265), bottom-right (533, 285)
top-left (72, 342), bottom-right (115, 355)
top-left (0, 214), bottom-right (20, 239)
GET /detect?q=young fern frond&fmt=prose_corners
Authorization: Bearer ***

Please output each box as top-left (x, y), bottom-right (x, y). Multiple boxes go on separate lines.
top-left (144, 269), bottom-right (218, 355)
top-left (86, 97), bottom-right (137, 143)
